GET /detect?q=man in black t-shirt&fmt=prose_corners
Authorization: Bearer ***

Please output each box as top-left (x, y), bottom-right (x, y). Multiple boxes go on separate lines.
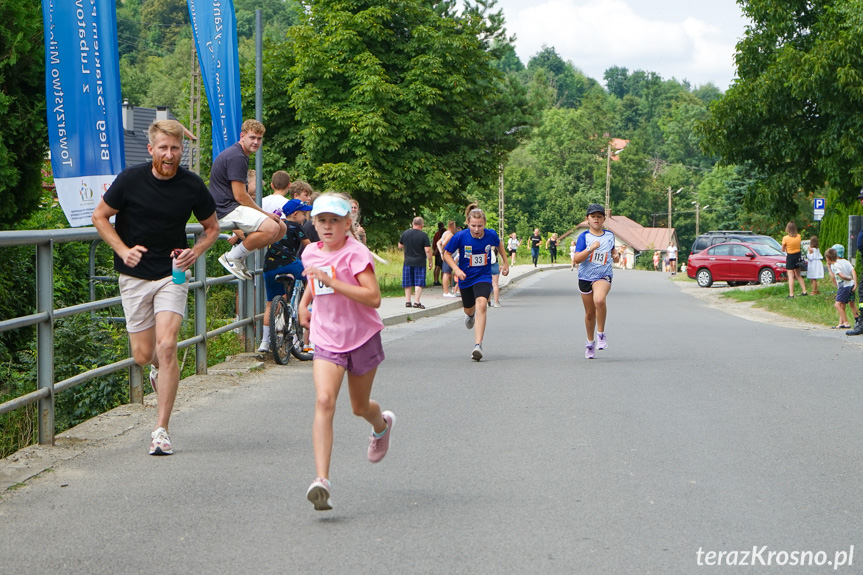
top-left (209, 119), bottom-right (284, 281)
top-left (399, 216), bottom-right (432, 308)
top-left (92, 120), bottom-right (220, 456)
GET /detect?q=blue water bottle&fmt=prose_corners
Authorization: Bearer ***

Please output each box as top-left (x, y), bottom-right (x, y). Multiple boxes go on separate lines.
top-left (171, 249), bottom-right (186, 285)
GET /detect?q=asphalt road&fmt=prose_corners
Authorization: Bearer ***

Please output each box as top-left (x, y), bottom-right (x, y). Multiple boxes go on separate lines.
top-left (2, 270), bottom-right (862, 574)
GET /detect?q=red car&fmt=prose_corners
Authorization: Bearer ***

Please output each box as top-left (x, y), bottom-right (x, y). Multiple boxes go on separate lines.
top-left (686, 241), bottom-right (788, 287)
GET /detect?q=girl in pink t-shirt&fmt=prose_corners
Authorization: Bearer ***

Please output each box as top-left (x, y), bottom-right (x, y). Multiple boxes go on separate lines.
top-left (299, 193), bottom-right (395, 511)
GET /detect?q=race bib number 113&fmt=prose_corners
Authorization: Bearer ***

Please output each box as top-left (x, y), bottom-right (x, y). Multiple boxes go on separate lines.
top-left (591, 251), bottom-right (609, 265)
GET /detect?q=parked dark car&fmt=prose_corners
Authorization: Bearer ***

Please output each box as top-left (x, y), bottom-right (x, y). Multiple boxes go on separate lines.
top-left (691, 231), bottom-right (783, 255)
top-left (686, 241), bottom-right (787, 287)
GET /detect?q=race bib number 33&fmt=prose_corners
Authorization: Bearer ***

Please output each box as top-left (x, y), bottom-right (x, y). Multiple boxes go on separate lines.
top-left (470, 253), bottom-right (487, 267)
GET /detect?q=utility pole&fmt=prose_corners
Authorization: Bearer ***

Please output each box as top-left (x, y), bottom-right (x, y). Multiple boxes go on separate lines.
top-left (605, 142), bottom-right (612, 217)
top-left (668, 187), bottom-right (683, 231)
top-left (498, 163), bottom-right (505, 238)
top-left (692, 201), bottom-right (709, 236)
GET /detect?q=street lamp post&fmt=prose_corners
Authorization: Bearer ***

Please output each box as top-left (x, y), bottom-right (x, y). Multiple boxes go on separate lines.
top-left (692, 201), bottom-right (709, 236)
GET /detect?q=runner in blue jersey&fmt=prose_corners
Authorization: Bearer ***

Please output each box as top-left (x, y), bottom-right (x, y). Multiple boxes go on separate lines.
top-left (443, 207), bottom-right (509, 361)
top-left (573, 204), bottom-right (620, 359)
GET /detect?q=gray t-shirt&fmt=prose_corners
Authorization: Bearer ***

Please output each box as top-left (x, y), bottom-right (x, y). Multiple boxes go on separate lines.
top-left (209, 142), bottom-right (248, 219)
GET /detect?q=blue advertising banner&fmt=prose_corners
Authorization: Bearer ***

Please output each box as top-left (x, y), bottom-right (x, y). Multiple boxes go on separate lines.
top-left (42, 0), bottom-right (125, 227)
top-left (187, 0), bottom-right (242, 159)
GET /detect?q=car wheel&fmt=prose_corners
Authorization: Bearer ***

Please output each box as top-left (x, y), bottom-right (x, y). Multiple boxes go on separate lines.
top-left (696, 268), bottom-right (713, 288)
top-left (759, 268), bottom-right (775, 285)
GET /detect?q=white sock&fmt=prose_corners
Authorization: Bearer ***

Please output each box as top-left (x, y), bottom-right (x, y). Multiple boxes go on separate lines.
top-left (228, 242), bottom-right (250, 260)
top-left (262, 325), bottom-right (270, 341)
top-left (587, 340), bottom-right (595, 346)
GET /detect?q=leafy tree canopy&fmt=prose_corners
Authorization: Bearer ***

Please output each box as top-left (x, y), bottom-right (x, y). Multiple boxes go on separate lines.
top-left (266, 0), bottom-right (531, 236)
top-left (701, 0), bottom-right (863, 219)
top-left (0, 0), bottom-right (46, 227)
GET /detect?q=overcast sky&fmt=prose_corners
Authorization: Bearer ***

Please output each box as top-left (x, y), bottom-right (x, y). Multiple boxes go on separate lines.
top-left (494, 0), bottom-right (748, 89)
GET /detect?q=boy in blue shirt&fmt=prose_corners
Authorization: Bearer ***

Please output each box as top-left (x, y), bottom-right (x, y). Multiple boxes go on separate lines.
top-left (573, 204), bottom-right (620, 359)
top-left (443, 208), bottom-right (509, 361)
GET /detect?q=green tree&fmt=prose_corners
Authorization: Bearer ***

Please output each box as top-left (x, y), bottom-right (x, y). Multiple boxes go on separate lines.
top-left (271, 0), bottom-right (530, 237)
top-left (700, 0), bottom-right (863, 220)
top-left (0, 0), bottom-right (46, 227)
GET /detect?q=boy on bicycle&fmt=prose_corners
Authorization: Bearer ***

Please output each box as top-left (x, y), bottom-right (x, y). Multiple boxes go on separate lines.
top-left (258, 198), bottom-right (312, 353)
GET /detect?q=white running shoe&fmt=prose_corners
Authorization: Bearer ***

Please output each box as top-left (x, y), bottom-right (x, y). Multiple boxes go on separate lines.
top-left (149, 366), bottom-right (158, 393)
top-left (597, 332), bottom-right (608, 350)
top-left (306, 477), bottom-right (333, 511)
top-left (219, 253), bottom-right (251, 281)
top-left (465, 313), bottom-right (475, 329)
top-left (257, 340), bottom-right (270, 353)
top-left (471, 344), bottom-right (483, 361)
top-left (149, 427), bottom-right (173, 455)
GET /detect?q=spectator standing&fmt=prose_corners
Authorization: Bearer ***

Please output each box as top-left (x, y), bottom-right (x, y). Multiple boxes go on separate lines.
top-left (546, 233), bottom-right (559, 264)
top-left (569, 240), bottom-right (578, 271)
top-left (806, 236), bottom-right (824, 295)
top-left (349, 198), bottom-right (367, 245)
top-left (258, 199), bottom-right (312, 353)
top-left (399, 216), bottom-right (432, 308)
top-left (432, 222), bottom-right (445, 286)
top-left (666, 242), bottom-right (678, 275)
top-left (262, 170), bottom-right (291, 214)
top-left (847, 189), bottom-right (863, 335)
top-left (825, 247), bottom-right (858, 329)
top-left (209, 120), bottom-right (284, 280)
top-left (91, 119), bottom-right (220, 455)
top-left (529, 229), bottom-right (542, 267)
top-left (507, 233), bottom-right (520, 266)
top-left (438, 220), bottom-right (458, 297)
top-left (291, 179), bottom-right (313, 204)
top-left (653, 250), bottom-right (660, 271)
top-left (781, 221), bottom-right (808, 298)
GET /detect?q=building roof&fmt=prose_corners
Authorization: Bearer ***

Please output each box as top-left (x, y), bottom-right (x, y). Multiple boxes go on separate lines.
top-left (122, 102), bottom-right (193, 168)
top-left (574, 215), bottom-right (678, 252)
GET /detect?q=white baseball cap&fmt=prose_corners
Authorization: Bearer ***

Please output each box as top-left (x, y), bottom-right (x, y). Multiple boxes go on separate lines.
top-left (310, 195), bottom-right (351, 217)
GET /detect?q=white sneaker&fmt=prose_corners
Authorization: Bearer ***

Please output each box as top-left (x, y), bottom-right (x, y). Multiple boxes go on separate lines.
top-left (149, 427), bottom-right (173, 455)
top-left (307, 477), bottom-right (333, 511)
top-left (465, 313), bottom-right (475, 329)
top-left (149, 366), bottom-right (158, 393)
top-left (219, 253), bottom-right (251, 280)
top-left (443, 293), bottom-right (458, 298)
top-left (471, 344), bottom-right (483, 361)
top-left (257, 340), bottom-right (270, 353)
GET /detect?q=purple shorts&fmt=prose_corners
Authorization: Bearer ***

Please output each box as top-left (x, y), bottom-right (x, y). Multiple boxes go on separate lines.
top-left (313, 331), bottom-right (385, 375)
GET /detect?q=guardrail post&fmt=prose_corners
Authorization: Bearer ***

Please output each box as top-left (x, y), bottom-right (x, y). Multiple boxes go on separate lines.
top-left (129, 363), bottom-right (144, 404)
top-left (243, 269), bottom-right (255, 352)
top-left (36, 241), bottom-right (55, 445)
top-left (194, 232), bottom-right (208, 374)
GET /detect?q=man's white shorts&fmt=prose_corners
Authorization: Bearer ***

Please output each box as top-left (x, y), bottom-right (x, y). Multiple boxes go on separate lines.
top-left (119, 274), bottom-right (188, 333)
top-left (218, 205), bottom-right (269, 234)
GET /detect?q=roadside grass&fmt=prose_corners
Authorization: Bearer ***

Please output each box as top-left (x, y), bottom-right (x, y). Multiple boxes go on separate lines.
top-left (720, 283), bottom-right (848, 327)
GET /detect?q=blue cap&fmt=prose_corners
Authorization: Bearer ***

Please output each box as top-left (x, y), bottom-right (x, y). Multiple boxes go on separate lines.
top-left (283, 198), bottom-right (312, 216)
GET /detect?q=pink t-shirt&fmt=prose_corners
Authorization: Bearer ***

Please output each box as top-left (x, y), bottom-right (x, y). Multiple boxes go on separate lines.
top-left (301, 236), bottom-right (384, 352)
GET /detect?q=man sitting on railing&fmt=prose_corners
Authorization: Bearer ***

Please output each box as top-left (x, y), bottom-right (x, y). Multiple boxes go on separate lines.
top-left (92, 119), bottom-right (220, 456)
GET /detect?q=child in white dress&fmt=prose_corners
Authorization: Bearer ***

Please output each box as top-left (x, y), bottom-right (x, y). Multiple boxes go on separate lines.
top-left (807, 236), bottom-right (824, 294)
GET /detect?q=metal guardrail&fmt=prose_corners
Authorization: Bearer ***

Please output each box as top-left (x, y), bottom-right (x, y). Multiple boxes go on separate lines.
top-left (0, 225), bottom-right (263, 445)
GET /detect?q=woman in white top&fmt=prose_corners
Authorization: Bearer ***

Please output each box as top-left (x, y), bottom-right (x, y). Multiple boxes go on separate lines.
top-left (506, 233), bottom-right (520, 266)
top-left (807, 235), bottom-right (824, 294)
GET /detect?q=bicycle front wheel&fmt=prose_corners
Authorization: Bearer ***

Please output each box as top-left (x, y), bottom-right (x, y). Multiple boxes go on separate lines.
top-left (289, 311), bottom-right (314, 361)
top-left (269, 295), bottom-right (291, 365)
